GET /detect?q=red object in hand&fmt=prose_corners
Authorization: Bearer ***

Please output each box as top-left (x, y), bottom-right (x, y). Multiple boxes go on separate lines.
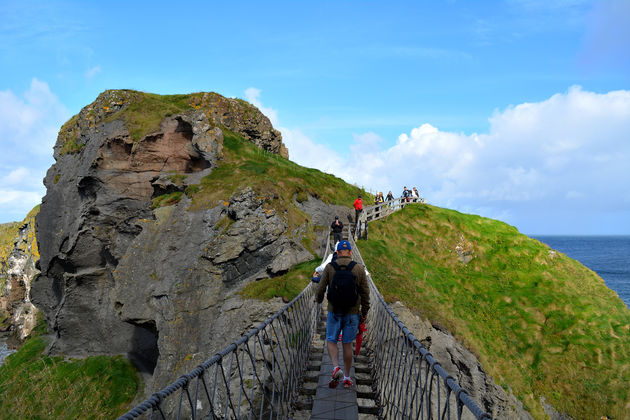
top-left (355, 322), bottom-right (367, 356)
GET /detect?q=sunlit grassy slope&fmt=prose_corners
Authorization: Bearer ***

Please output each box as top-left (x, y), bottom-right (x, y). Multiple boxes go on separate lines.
top-left (0, 318), bottom-right (138, 419)
top-left (359, 204), bottom-right (629, 420)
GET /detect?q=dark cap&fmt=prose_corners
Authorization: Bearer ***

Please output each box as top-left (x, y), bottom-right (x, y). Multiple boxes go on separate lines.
top-left (334, 215), bottom-right (339, 219)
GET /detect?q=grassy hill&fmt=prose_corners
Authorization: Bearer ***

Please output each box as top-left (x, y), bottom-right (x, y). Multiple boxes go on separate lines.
top-left (359, 204), bottom-right (630, 420)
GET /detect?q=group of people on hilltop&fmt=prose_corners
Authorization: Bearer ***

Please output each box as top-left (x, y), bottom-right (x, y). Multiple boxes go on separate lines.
top-left (371, 186), bottom-right (422, 205)
top-left (401, 186), bottom-right (420, 202)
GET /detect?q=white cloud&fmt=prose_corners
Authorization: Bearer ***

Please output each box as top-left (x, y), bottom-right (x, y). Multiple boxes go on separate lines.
top-left (0, 78), bottom-right (68, 222)
top-left (1, 167), bottom-right (32, 186)
top-left (354, 86), bottom-right (630, 233)
top-left (0, 189), bottom-right (42, 211)
top-left (244, 87), bottom-right (279, 126)
top-left (245, 86), bottom-right (630, 233)
top-left (278, 126), bottom-right (344, 173)
top-left (0, 78), bottom-right (68, 156)
top-left (85, 65), bottom-right (102, 79)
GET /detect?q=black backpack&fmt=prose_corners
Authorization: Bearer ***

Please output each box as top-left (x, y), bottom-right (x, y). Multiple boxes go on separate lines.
top-left (327, 261), bottom-right (358, 313)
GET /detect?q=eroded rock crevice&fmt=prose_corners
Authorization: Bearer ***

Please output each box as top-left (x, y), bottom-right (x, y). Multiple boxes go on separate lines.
top-left (127, 319), bottom-right (159, 375)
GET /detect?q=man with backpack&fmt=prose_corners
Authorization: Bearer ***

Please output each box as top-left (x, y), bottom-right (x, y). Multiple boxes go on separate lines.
top-left (315, 240), bottom-right (370, 389)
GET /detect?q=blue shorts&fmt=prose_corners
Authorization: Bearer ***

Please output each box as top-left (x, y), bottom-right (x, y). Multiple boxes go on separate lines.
top-left (326, 312), bottom-right (360, 344)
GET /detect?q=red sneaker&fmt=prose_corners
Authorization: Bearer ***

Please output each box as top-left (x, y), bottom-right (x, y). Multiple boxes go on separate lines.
top-left (328, 366), bottom-right (343, 388)
top-left (342, 377), bottom-right (354, 388)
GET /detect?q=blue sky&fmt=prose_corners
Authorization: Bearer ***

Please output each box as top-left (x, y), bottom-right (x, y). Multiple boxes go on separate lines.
top-left (1, 0), bottom-right (629, 234)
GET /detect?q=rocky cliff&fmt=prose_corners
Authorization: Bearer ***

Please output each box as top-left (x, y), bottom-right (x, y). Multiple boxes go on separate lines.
top-left (30, 90), bottom-right (352, 395)
top-left (0, 206), bottom-right (40, 346)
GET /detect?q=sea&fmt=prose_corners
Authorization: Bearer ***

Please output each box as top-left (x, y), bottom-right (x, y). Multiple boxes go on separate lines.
top-left (533, 235), bottom-right (630, 309)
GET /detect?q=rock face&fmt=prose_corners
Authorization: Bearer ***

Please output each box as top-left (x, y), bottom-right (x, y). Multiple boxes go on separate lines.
top-left (390, 301), bottom-right (533, 419)
top-left (0, 209), bottom-right (40, 345)
top-left (30, 90), bottom-right (322, 395)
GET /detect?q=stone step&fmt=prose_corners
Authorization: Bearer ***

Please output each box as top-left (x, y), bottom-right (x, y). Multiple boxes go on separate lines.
top-left (307, 360), bottom-right (322, 370)
top-left (291, 410), bottom-right (311, 420)
top-left (302, 370), bottom-right (319, 383)
top-left (309, 350), bottom-right (323, 360)
top-left (355, 372), bottom-right (371, 380)
top-left (357, 384), bottom-right (375, 400)
top-left (301, 382), bottom-right (317, 396)
top-left (357, 398), bottom-right (379, 415)
top-left (357, 378), bottom-right (372, 386)
top-left (354, 365), bottom-right (371, 374)
top-left (357, 389), bottom-right (375, 399)
top-left (294, 395), bottom-right (313, 411)
top-left (355, 354), bottom-right (370, 362)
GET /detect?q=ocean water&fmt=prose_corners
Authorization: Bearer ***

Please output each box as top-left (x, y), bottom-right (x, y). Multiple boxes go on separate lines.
top-left (533, 235), bottom-right (630, 309)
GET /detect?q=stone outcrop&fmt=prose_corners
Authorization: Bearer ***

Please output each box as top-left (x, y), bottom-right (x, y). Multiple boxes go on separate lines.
top-left (30, 90), bottom-right (324, 396)
top-left (390, 301), bottom-right (533, 419)
top-left (0, 208), bottom-right (40, 346)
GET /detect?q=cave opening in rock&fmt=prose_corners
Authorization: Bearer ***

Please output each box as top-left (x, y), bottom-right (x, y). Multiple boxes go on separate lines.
top-left (127, 320), bottom-right (159, 375)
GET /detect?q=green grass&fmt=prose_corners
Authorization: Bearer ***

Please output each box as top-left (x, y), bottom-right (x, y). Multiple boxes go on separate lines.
top-left (240, 260), bottom-right (318, 301)
top-left (58, 114), bottom-right (82, 155)
top-left (151, 191), bottom-right (184, 209)
top-left (359, 204), bottom-right (630, 420)
top-left (0, 204), bottom-right (40, 279)
top-left (113, 93), bottom-right (191, 141)
top-left (184, 129), bottom-right (371, 254)
top-left (0, 317), bottom-right (139, 419)
top-left (59, 137), bottom-right (85, 155)
top-left (0, 221), bottom-right (20, 272)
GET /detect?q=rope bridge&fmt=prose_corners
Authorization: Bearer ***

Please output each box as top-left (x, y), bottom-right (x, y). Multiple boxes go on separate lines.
top-left (118, 200), bottom-right (491, 419)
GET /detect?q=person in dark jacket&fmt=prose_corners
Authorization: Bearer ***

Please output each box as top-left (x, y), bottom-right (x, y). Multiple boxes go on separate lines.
top-left (315, 240), bottom-right (370, 389)
top-left (402, 186), bottom-right (411, 202)
top-left (331, 216), bottom-right (344, 244)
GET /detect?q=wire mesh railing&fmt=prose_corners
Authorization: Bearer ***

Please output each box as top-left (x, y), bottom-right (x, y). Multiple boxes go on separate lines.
top-left (348, 234), bottom-right (491, 419)
top-left (117, 283), bottom-right (321, 419)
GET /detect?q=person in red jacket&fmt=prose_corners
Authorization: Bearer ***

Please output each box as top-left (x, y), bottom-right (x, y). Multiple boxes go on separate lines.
top-left (353, 195), bottom-right (363, 224)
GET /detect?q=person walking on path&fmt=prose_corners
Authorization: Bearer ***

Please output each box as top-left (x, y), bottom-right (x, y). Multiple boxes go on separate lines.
top-left (411, 187), bottom-right (419, 202)
top-left (386, 191), bottom-right (394, 202)
top-left (402, 186), bottom-right (411, 202)
top-left (315, 240), bottom-right (370, 389)
top-left (331, 216), bottom-right (344, 244)
top-left (353, 195), bottom-right (363, 224)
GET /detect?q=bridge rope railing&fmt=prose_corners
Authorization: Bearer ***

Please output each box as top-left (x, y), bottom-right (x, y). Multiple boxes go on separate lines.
top-left (118, 286), bottom-right (322, 419)
top-left (348, 233), bottom-right (491, 419)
